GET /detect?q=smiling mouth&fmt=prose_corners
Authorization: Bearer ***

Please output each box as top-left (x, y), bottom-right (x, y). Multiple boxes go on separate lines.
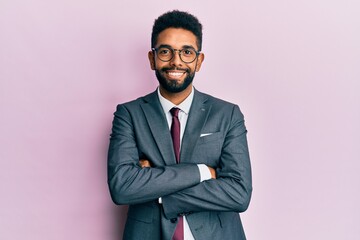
top-left (166, 71), bottom-right (186, 79)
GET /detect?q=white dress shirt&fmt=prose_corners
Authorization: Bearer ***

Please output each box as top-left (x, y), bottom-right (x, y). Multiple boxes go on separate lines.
top-left (157, 87), bottom-right (211, 240)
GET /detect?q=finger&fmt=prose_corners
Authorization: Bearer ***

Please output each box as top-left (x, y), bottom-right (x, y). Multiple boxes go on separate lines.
top-left (139, 160), bottom-right (151, 168)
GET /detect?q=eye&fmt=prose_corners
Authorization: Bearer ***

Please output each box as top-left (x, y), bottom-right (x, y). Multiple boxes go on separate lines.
top-left (158, 48), bottom-right (171, 55)
top-left (182, 49), bottom-right (194, 56)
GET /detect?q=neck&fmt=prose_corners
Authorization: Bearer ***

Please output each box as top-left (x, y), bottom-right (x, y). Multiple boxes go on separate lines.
top-left (159, 85), bottom-right (193, 105)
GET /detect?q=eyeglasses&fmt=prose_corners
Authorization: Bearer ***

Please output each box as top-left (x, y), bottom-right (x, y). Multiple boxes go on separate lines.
top-left (152, 46), bottom-right (200, 63)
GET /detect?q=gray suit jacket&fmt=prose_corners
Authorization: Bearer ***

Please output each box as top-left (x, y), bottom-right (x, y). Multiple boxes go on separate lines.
top-left (108, 89), bottom-right (252, 240)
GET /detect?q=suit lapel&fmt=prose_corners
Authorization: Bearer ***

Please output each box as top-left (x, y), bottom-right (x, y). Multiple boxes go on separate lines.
top-left (140, 91), bottom-right (177, 165)
top-left (180, 90), bottom-right (211, 163)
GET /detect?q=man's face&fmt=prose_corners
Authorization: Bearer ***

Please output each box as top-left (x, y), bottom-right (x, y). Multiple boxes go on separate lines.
top-left (148, 28), bottom-right (204, 94)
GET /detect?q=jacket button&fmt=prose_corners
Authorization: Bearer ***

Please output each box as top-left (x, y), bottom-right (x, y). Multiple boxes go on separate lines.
top-left (170, 218), bottom-right (177, 223)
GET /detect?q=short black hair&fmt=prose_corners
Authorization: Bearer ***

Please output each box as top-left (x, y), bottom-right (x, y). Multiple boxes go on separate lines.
top-left (151, 10), bottom-right (203, 51)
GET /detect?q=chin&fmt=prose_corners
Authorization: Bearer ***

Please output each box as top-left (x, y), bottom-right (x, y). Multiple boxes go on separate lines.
top-left (156, 69), bottom-right (194, 93)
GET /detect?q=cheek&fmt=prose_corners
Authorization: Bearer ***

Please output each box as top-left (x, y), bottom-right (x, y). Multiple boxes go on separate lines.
top-left (154, 61), bottom-right (167, 70)
top-left (190, 64), bottom-right (198, 73)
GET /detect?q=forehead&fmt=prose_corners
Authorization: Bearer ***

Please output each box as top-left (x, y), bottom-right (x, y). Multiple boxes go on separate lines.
top-left (156, 28), bottom-right (198, 49)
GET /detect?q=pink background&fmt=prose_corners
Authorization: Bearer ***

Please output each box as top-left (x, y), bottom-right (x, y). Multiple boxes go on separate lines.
top-left (1, 1), bottom-right (359, 239)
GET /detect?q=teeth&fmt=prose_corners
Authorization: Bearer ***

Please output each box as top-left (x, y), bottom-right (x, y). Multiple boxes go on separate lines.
top-left (168, 72), bottom-right (184, 77)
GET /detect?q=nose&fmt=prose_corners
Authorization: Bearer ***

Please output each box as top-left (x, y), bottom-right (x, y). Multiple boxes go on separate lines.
top-left (169, 50), bottom-right (183, 67)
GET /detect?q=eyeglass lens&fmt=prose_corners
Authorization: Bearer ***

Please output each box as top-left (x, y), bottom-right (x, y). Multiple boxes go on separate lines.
top-left (156, 47), bottom-right (197, 63)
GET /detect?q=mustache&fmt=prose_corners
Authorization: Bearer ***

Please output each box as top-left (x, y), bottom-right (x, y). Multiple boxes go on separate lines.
top-left (161, 67), bottom-right (190, 73)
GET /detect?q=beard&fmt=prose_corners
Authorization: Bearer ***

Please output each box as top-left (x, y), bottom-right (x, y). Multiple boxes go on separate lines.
top-left (155, 67), bottom-right (195, 93)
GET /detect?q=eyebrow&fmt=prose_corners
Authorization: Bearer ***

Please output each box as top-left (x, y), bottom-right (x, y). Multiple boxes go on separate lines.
top-left (156, 44), bottom-right (197, 51)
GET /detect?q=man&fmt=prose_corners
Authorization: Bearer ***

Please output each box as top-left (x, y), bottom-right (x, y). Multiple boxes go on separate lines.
top-left (108, 10), bottom-right (252, 240)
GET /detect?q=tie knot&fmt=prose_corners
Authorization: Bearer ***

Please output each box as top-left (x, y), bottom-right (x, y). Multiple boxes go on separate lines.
top-left (170, 107), bottom-right (180, 117)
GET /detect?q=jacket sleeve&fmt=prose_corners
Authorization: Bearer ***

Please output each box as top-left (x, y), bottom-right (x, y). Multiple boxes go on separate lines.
top-left (161, 105), bottom-right (252, 219)
top-left (107, 104), bottom-right (201, 205)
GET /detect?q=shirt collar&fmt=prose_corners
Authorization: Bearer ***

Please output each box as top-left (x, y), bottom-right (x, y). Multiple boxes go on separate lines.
top-left (157, 87), bottom-right (194, 115)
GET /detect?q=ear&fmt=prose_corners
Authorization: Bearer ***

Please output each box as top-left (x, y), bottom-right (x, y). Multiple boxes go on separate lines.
top-left (148, 51), bottom-right (156, 70)
top-left (195, 53), bottom-right (205, 72)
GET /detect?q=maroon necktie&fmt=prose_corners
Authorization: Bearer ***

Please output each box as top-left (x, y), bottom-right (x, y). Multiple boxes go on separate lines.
top-left (170, 108), bottom-right (183, 240)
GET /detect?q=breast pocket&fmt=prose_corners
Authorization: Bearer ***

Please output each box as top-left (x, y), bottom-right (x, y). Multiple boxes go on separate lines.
top-left (198, 132), bottom-right (223, 144)
top-left (194, 132), bottom-right (223, 165)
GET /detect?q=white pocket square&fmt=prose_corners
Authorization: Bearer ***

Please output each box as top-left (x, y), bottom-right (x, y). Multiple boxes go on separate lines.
top-left (200, 133), bottom-right (213, 137)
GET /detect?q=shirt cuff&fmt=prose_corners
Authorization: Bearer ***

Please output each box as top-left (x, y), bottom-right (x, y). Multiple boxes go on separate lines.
top-left (197, 164), bottom-right (211, 182)
top-left (159, 197), bottom-right (162, 204)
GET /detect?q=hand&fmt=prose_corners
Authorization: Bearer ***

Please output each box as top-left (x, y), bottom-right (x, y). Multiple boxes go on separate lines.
top-left (139, 159), bottom-right (152, 168)
top-left (208, 166), bottom-right (216, 179)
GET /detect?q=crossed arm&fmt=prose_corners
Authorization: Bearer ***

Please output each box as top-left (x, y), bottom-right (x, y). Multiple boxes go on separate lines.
top-left (108, 104), bottom-right (252, 218)
top-left (139, 159), bottom-right (217, 179)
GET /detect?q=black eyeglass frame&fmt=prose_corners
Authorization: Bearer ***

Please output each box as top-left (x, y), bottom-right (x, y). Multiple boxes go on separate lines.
top-left (152, 46), bottom-right (201, 63)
